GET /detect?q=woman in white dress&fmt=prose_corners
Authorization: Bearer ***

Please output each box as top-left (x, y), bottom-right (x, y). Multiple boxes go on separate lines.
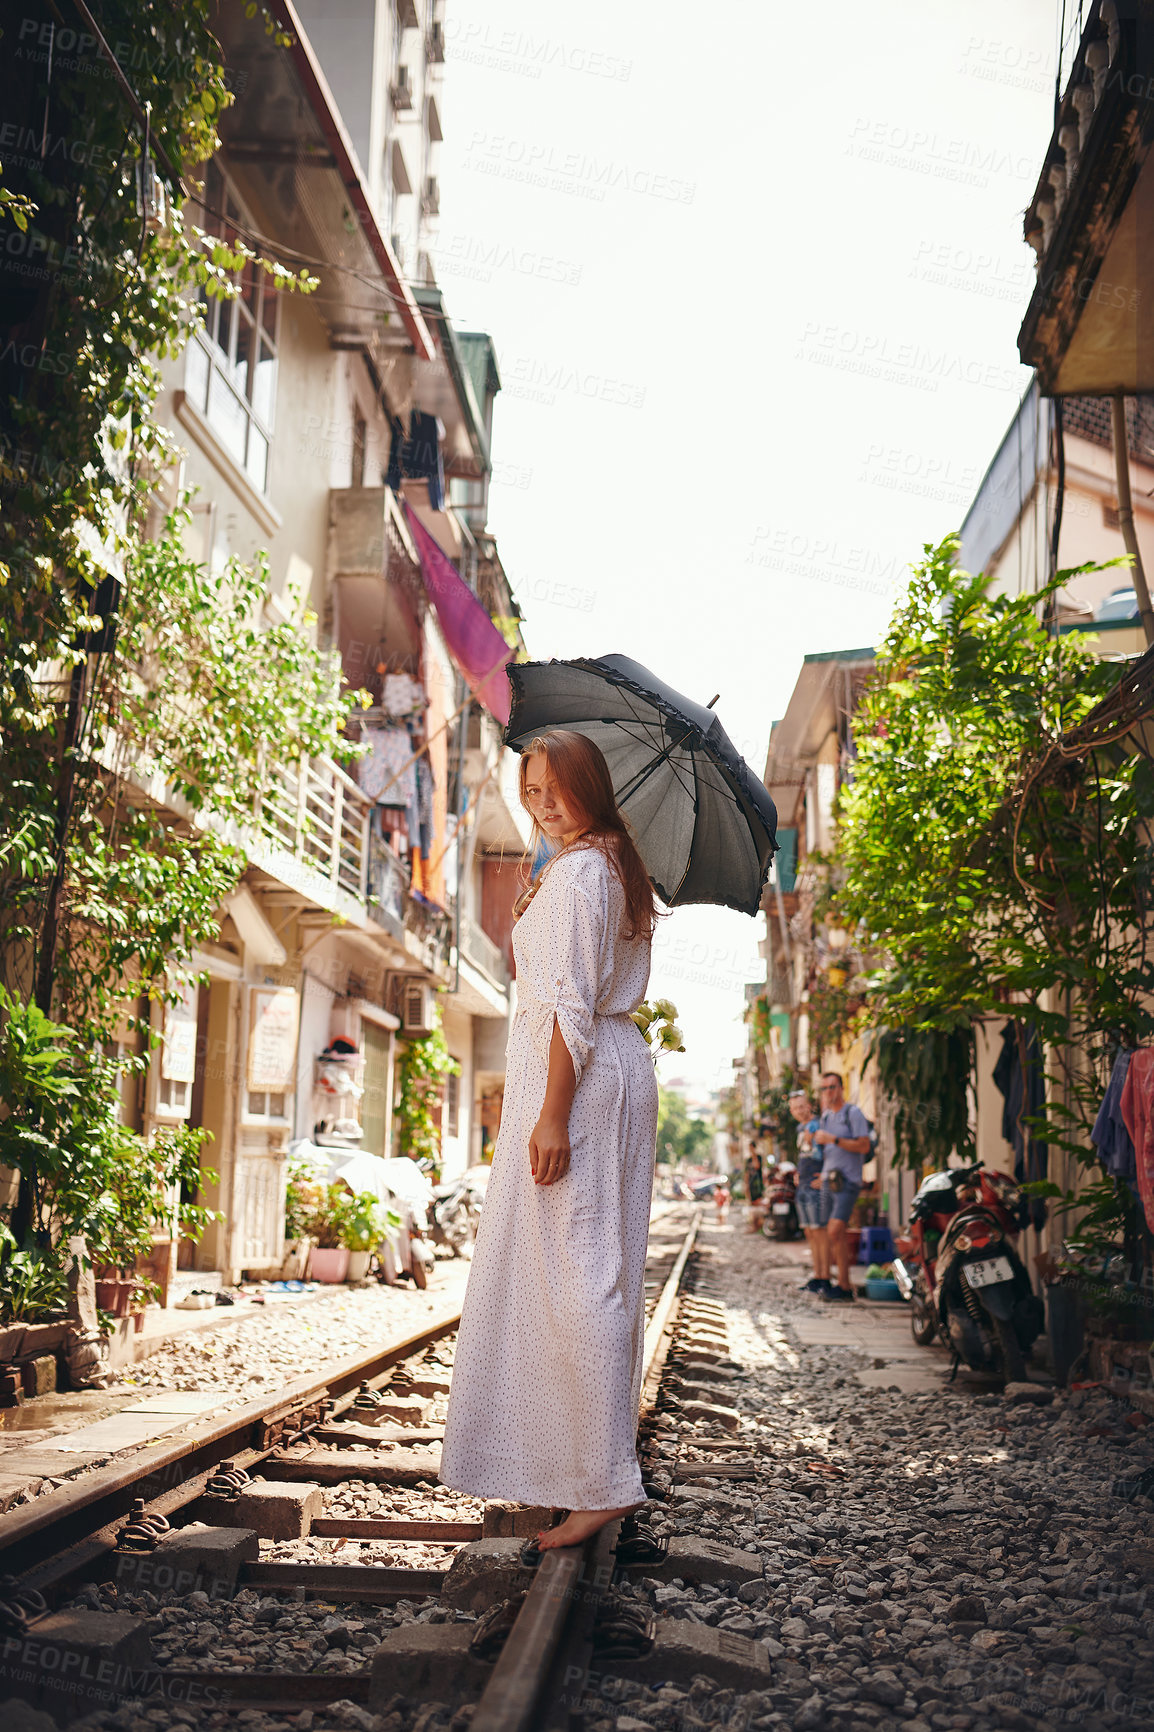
top-left (438, 729), bottom-right (659, 1550)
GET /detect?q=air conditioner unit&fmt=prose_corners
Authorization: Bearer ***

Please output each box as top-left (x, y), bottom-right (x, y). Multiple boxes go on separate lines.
top-left (400, 979), bottom-right (435, 1037)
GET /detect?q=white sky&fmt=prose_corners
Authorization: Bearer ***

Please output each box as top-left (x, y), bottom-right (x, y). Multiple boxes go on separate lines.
top-left (434, 0), bottom-right (1059, 1095)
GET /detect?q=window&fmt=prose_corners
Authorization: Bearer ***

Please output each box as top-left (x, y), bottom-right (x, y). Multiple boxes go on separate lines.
top-left (245, 1089), bottom-right (288, 1123)
top-left (446, 1069), bottom-right (459, 1138)
top-left (184, 161), bottom-right (278, 493)
top-left (158, 1073), bottom-right (193, 1117)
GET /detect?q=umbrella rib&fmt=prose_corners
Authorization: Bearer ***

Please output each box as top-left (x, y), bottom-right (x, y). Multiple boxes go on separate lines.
top-left (616, 734), bottom-right (695, 806)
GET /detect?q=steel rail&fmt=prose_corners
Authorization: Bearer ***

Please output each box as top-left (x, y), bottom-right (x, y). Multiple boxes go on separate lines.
top-left (0, 1305), bottom-right (461, 1585)
top-left (468, 1211), bottom-right (699, 1732)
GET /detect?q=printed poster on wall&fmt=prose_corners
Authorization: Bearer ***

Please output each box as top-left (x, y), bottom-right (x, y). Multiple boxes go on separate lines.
top-left (247, 987), bottom-right (300, 1091)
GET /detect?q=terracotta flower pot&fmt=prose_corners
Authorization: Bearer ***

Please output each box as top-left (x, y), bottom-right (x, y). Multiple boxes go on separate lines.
top-left (94, 1280), bottom-right (134, 1317)
top-left (307, 1247), bottom-right (350, 1283)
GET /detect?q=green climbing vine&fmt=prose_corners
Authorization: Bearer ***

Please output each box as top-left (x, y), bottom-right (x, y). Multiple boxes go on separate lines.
top-left (395, 1006), bottom-right (461, 1177)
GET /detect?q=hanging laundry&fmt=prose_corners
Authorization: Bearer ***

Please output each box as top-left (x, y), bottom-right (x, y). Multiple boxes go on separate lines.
top-left (1092, 1049), bottom-right (1138, 1188)
top-left (415, 755), bottom-right (435, 857)
top-left (373, 804), bottom-right (408, 847)
top-left (359, 725), bottom-right (416, 808)
top-left (385, 416), bottom-right (404, 492)
top-left (403, 503), bottom-right (512, 724)
top-left (405, 774), bottom-right (422, 855)
top-left (383, 672), bottom-right (423, 717)
top-left (403, 410), bottom-right (446, 511)
top-left (992, 1020), bottom-right (1049, 1229)
top-left (1121, 1051), bottom-right (1154, 1233)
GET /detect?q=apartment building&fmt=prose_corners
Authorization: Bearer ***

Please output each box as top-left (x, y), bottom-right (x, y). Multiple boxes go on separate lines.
top-left (135, 2), bottom-right (526, 1282)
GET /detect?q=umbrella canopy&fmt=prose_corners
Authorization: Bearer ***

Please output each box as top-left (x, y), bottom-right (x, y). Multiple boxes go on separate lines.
top-left (505, 654), bottom-right (777, 915)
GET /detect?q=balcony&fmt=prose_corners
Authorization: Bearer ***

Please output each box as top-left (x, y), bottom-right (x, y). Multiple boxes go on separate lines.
top-left (460, 913), bottom-right (509, 988)
top-left (253, 752), bottom-right (370, 905)
top-left (247, 751), bottom-right (449, 973)
top-left (390, 67), bottom-right (414, 112)
top-left (1019, 0), bottom-right (1154, 393)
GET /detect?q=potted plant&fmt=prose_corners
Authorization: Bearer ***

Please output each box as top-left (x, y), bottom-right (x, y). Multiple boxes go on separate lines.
top-left (341, 1192), bottom-right (400, 1280)
top-left (0, 1248), bottom-right (71, 1350)
top-left (283, 1145), bottom-right (327, 1278)
top-left (0, 993), bottom-right (220, 1334)
top-left (302, 1183), bottom-right (357, 1282)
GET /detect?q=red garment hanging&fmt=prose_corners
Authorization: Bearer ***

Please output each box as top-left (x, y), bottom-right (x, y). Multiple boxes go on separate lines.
top-left (1120, 1049), bottom-right (1154, 1231)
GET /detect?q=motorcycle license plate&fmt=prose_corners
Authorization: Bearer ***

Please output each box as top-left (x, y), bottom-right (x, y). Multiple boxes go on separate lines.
top-left (965, 1255), bottom-right (1013, 1288)
top-left (772, 1203), bottom-right (792, 1215)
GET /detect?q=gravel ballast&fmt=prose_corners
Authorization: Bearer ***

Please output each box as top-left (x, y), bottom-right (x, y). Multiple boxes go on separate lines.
top-left (37, 1218), bottom-right (1154, 1730)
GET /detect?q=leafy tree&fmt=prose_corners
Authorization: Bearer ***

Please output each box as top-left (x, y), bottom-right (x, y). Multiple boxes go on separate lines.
top-left (831, 535), bottom-right (1154, 1256)
top-left (0, 6), bottom-right (343, 1261)
top-left (834, 536), bottom-right (1122, 1033)
top-left (656, 1087), bottom-right (712, 1167)
top-left (0, 985), bottom-right (217, 1280)
top-left (0, 0), bottom-right (317, 1025)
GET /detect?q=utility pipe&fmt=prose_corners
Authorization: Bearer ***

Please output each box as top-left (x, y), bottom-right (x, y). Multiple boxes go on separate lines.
top-left (1112, 392), bottom-right (1154, 647)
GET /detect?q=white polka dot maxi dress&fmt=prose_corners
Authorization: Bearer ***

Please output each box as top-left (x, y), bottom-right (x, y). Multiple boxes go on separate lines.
top-left (439, 845), bottom-right (658, 1511)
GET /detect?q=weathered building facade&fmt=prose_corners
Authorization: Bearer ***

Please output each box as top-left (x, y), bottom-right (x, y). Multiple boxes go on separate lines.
top-left (129, 2), bottom-right (527, 1282)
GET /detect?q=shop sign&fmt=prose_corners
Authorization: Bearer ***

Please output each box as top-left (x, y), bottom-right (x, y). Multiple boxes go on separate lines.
top-left (161, 982), bottom-right (198, 1083)
top-left (248, 987), bottom-right (300, 1091)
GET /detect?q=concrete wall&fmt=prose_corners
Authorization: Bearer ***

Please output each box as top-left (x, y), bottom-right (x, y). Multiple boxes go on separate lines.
top-left (440, 998), bottom-right (474, 1178)
top-left (986, 431), bottom-right (1154, 620)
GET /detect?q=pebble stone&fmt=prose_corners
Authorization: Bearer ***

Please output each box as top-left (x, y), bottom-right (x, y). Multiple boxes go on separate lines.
top-left (54, 1217), bottom-right (1154, 1731)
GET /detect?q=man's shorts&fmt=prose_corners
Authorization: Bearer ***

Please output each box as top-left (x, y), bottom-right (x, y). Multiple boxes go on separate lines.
top-left (819, 1177), bottom-right (862, 1227)
top-left (795, 1183), bottom-right (823, 1227)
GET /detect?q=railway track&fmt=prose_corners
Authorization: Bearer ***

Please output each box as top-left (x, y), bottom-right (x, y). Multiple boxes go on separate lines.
top-left (0, 1205), bottom-right (747, 1728)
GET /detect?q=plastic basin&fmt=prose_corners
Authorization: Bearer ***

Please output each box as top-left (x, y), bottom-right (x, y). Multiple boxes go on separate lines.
top-left (864, 1278), bottom-right (904, 1302)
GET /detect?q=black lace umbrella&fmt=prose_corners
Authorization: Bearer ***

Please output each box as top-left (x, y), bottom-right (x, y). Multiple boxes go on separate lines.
top-left (504, 654), bottom-right (778, 915)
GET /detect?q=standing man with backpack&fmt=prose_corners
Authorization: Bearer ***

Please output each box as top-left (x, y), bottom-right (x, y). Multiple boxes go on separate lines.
top-left (815, 1071), bottom-right (872, 1303)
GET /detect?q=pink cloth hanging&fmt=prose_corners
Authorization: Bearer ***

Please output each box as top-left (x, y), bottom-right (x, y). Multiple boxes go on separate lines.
top-left (1120, 1048), bottom-right (1154, 1232)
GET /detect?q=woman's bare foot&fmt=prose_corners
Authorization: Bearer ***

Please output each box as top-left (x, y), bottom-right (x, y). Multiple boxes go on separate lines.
top-left (536, 1503), bottom-right (643, 1550)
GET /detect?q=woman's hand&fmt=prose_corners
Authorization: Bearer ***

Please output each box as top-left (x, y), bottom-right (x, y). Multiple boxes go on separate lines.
top-left (529, 1112), bottom-right (570, 1186)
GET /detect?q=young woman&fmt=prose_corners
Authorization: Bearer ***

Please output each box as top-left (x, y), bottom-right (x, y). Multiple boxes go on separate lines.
top-left (438, 729), bottom-right (659, 1549)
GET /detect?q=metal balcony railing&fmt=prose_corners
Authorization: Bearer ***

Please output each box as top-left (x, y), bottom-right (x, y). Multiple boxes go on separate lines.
top-left (253, 751), bottom-right (370, 901)
top-left (252, 751), bottom-right (409, 937)
top-left (460, 913), bottom-right (509, 987)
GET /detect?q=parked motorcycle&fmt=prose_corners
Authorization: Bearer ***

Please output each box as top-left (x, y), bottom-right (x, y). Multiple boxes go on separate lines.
top-left (430, 1168), bottom-right (487, 1256)
top-left (892, 1166), bottom-right (1044, 1381)
top-left (763, 1162), bottom-right (800, 1242)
